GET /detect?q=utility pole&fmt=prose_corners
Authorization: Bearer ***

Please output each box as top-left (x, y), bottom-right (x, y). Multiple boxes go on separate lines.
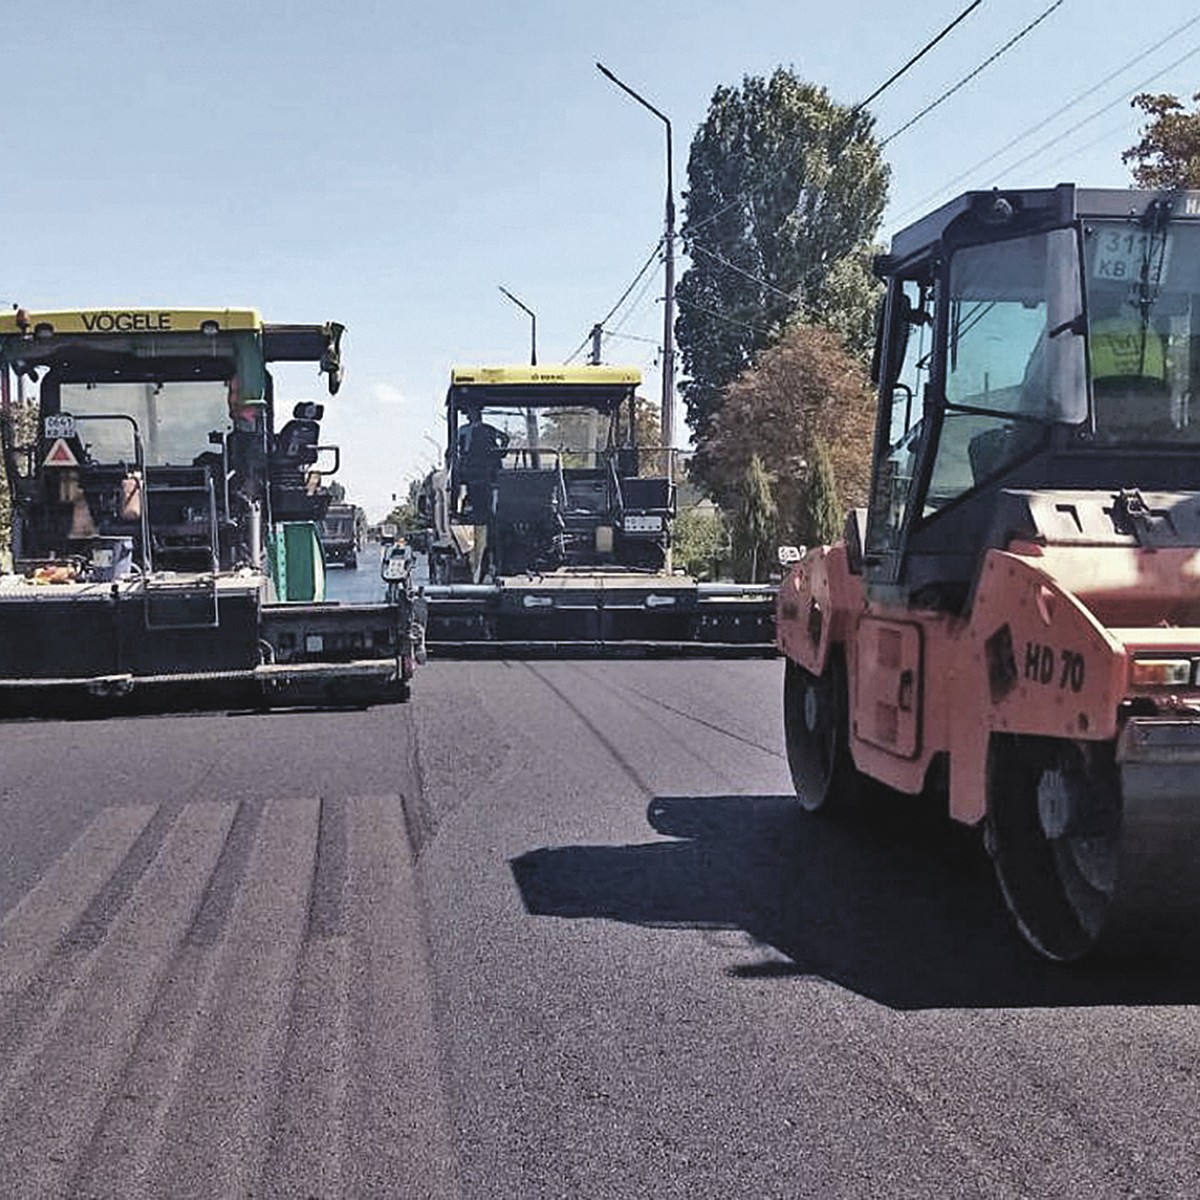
top-left (596, 62), bottom-right (675, 483)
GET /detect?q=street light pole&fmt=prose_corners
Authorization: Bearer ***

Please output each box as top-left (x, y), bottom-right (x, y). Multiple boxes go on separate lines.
top-left (596, 62), bottom-right (675, 482)
top-left (498, 285), bottom-right (537, 366)
top-left (497, 286), bottom-right (541, 455)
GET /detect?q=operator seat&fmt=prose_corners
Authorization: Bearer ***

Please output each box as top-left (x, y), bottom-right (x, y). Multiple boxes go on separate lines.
top-left (271, 402), bottom-right (326, 521)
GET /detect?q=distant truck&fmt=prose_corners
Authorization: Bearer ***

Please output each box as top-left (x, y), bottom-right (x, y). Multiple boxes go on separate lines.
top-left (319, 502), bottom-right (364, 568)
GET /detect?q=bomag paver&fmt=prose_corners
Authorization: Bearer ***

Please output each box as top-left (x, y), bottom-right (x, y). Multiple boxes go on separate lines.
top-left (0, 307), bottom-right (422, 713)
top-left (419, 365), bottom-right (774, 656)
top-left (779, 184), bottom-right (1200, 960)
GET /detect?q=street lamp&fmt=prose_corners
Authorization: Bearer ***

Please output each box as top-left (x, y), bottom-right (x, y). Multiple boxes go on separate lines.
top-left (498, 285), bottom-right (537, 366)
top-left (596, 61), bottom-right (675, 481)
top-left (497, 286), bottom-right (540, 454)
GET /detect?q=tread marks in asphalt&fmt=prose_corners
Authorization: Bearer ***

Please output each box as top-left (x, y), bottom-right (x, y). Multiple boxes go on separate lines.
top-left (0, 796), bottom-right (461, 1199)
top-left (519, 663), bottom-right (656, 798)
top-left (572, 661), bottom-right (785, 761)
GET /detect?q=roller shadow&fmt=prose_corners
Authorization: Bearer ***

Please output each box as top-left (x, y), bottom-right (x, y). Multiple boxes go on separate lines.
top-left (510, 793), bottom-right (1200, 1010)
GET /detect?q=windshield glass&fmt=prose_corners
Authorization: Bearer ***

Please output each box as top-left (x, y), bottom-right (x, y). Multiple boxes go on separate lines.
top-left (1084, 218), bottom-right (1200, 443)
top-left (457, 405), bottom-right (618, 469)
top-left (58, 379), bottom-right (231, 466)
top-left (323, 515), bottom-right (354, 537)
top-left (926, 228), bottom-right (1086, 514)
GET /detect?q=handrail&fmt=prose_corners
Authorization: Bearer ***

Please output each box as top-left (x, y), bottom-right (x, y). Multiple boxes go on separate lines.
top-left (205, 467), bottom-right (219, 572)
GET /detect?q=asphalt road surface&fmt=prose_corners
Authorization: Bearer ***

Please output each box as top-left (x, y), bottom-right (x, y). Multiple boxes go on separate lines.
top-left (323, 540), bottom-right (388, 605)
top-left (6, 658), bottom-right (1200, 1197)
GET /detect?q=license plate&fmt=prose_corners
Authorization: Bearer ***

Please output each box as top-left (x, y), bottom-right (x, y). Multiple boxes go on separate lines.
top-left (1092, 229), bottom-right (1167, 283)
top-left (44, 413), bottom-right (76, 439)
top-left (624, 514), bottom-right (662, 533)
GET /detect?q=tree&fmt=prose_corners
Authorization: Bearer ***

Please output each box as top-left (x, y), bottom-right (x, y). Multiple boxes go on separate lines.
top-left (799, 438), bottom-right (841, 548)
top-left (676, 67), bottom-right (889, 454)
top-left (539, 395), bottom-right (663, 473)
top-left (672, 501), bottom-right (728, 580)
top-left (730, 454), bottom-right (775, 582)
top-left (696, 321), bottom-right (875, 548)
top-left (1124, 92), bottom-right (1200, 189)
top-left (385, 499), bottom-right (422, 533)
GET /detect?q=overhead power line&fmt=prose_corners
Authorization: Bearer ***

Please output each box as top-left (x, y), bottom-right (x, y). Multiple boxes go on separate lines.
top-left (675, 296), bottom-right (771, 338)
top-left (689, 243), bottom-right (798, 304)
top-left (607, 264), bottom-right (662, 337)
top-left (565, 237), bottom-right (664, 363)
top-left (681, 3), bottom-right (995, 246)
top-left (888, 12), bottom-right (1200, 225)
top-left (977, 39), bottom-right (1200, 184)
top-left (603, 330), bottom-right (661, 347)
top-left (881, 0), bottom-right (1067, 147)
top-left (856, 0), bottom-right (984, 111)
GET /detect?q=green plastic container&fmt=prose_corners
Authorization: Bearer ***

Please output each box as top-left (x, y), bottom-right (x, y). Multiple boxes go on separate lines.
top-left (268, 522), bottom-right (327, 602)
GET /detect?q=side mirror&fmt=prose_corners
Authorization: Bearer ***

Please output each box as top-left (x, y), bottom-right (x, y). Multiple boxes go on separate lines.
top-left (320, 322), bottom-right (345, 395)
top-left (293, 402), bottom-right (324, 421)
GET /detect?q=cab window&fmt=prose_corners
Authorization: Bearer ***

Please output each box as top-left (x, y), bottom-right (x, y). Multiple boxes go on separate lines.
top-left (925, 228), bottom-right (1085, 516)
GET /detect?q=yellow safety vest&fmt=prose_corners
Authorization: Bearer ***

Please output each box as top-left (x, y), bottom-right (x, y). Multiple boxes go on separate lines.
top-left (1090, 319), bottom-right (1167, 382)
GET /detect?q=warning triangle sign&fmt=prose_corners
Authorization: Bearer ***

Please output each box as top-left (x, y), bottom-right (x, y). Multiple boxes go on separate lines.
top-left (43, 438), bottom-right (79, 468)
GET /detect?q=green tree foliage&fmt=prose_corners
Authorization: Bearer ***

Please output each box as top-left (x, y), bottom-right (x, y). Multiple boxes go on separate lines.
top-left (696, 321), bottom-right (875, 547)
top-left (672, 501), bottom-right (728, 580)
top-left (386, 479), bottom-right (425, 533)
top-left (539, 395), bottom-right (664, 473)
top-left (385, 500), bottom-right (422, 533)
top-left (0, 489), bottom-right (11, 571)
top-left (676, 67), bottom-right (889, 452)
top-left (1124, 93), bottom-right (1200, 189)
top-left (730, 454), bottom-right (776, 583)
top-left (800, 438), bottom-right (841, 547)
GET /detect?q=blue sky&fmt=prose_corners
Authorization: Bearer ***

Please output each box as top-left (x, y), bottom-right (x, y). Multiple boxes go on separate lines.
top-left (6, 1), bottom-right (1199, 516)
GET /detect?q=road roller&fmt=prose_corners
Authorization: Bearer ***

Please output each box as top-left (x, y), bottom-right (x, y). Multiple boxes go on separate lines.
top-left (777, 184), bottom-right (1200, 960)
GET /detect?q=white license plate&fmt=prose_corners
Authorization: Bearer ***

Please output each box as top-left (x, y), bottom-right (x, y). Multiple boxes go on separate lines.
top-left (624, 514), bottom-right (662, 533)
top-left (1093, 229), bottom-right (1167, 283)
top-left (44, 413), bottom-right (76, 439)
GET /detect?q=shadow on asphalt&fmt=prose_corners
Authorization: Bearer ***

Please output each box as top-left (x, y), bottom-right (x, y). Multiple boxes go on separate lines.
top-left (510, 793), bottom-right (1200, 1010)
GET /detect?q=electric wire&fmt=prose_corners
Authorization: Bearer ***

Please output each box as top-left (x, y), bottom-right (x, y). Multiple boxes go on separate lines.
top-left (689, 243), bottom-right (797, 303)
top-left (602, 330), bottom-right (661, 347)
top-left (586, 5), bottom-right (1070, 367)
top-left (683, 4), bottom-right (998, 243)
top-left (889, 13), bottom-right (1200, 225)
top-left (671, 4), bottom-right (1063, 317)
top-left (973, 39), bottom-right (1200, 186)
top-left (880, 0), bottom-right (1067, 146)
top-left (564, 237), bottom-right (664, 362)
top-left (855, 0), bottom-right (984, 111)
top-left (608, 259), bottom-right (662, 336)
top-left (675, 296), bottom-right (771, 338)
